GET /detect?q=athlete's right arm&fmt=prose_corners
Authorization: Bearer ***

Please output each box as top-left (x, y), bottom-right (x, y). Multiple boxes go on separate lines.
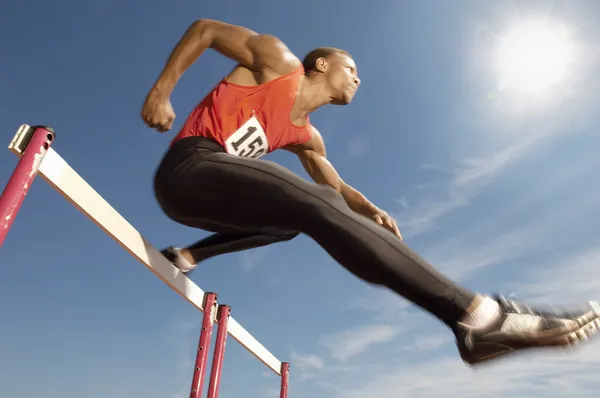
top-left (151, 19), bottom-right (299, 96)
top-left (142, 19), bottom-right (300, 132)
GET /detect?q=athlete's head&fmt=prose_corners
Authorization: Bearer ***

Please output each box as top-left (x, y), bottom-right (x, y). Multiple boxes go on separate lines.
top-left (302, 47), bottom-right (360, 105)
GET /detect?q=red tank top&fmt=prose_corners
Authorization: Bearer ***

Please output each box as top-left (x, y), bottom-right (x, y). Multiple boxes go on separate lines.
top-left (171, 66), bottom-right (312, 158)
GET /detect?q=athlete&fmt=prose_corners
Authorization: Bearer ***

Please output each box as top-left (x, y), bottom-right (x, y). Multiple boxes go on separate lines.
top-left (142, 19), bottom-right (600, 366)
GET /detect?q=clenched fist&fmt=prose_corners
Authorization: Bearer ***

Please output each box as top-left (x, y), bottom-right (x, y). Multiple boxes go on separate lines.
top-left (141, 87), bottom-right (176, 133)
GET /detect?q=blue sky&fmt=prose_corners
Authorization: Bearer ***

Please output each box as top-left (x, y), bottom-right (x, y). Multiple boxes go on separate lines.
top-left (2, 0), bottom-right (600, 397)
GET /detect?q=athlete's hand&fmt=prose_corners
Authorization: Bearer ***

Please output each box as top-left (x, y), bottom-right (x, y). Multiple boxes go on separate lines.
top-left (141, 87), bottom-right (176, 133)
top-left (371, 208), bottom-right (402, 240)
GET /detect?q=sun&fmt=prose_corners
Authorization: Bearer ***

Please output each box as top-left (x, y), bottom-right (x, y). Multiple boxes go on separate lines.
top-left (496, 19), bottom-right (576, 95)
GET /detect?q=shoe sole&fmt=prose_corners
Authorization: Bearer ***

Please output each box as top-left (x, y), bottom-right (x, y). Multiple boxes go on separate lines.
top-left (462, 308), bottom-right (600, 366)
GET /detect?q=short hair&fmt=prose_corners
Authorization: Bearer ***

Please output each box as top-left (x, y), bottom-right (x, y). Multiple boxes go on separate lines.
top-left (302, 47), bottom-right (352, 73)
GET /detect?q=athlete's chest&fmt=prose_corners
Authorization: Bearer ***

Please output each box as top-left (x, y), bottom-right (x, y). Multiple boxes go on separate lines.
top-left (222, 101), bottom-right (306, 159)
top-left (223, 112), bottom-right (270, 159)
top-left (212, 73), bottom-right (308, 158)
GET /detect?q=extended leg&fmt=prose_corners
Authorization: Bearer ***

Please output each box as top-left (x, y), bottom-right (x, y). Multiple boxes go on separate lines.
top-left (155, 138), bottom-right (600, 366)
top-left (163, 228), bottom-right (299, 270)
top-left (155, 142), bottom-right (476, 326)
top-left (188, 229), bottom-right (298, 261)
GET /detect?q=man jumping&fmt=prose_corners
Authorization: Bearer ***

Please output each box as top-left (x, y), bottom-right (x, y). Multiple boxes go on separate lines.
top-left (142, 19), bottom-right (600, 366)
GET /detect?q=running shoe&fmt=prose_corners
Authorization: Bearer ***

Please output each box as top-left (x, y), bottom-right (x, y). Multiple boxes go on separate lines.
top-left (454, 294), bottom-right (600, 365)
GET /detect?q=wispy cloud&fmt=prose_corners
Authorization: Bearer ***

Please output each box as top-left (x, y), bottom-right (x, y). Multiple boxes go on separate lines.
top-left (319, 324), bottom-right (402, 363)
top-left (341, 288), bottom-right (412, 322)
top-left (291, 351), bottom-right (325, 372)
top-left (334, 342), bottom-right (600, 398)
top-left (511, 245), bottom-right (600, 305)
top-left (397, 131), bottom-right (554, 239)
top-left (404, 333), bottom-right (452, 352)
top-left (419, 216), bottom-right (555, 281)
top-left (240, 246), bottom-right (271, 272)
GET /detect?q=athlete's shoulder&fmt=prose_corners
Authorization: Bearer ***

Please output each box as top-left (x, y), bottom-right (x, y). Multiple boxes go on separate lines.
top-left (247, 34), bottom-right (302, 76)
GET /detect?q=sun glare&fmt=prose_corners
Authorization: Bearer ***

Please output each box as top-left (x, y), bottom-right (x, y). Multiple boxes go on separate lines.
top-left (497, 19), bottom-right (575, 95)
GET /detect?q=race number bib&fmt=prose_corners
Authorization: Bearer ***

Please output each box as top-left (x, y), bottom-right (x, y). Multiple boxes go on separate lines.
top-left (224, 115), bottom-right (269, 159)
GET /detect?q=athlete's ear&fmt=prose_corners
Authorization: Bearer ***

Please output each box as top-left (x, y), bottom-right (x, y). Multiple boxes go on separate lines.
top-left (315, 57), bottom-right (327, 73)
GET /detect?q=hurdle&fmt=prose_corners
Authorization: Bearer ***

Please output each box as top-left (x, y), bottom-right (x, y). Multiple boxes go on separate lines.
top-left (0, 125), bottom-right (291, 398)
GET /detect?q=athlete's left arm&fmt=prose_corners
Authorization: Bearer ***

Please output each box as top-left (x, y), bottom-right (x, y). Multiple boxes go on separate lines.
top-left (285, 126), bottom-right (402, 240)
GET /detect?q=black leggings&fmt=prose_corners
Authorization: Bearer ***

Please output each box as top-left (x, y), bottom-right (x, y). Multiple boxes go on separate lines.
top-left (153, 136), bottom-right (477, 327)
top-left (181, 229), bottom-right (299, 263)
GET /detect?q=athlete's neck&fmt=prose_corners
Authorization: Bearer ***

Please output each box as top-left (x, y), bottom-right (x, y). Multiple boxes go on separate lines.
top-left (294, 75), bottom-right (337, 116)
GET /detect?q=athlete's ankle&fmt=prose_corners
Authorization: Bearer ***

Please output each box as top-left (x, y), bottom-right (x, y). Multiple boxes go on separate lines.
top-left (179, 248), bottom-right (197, 265)
top-left (459, 295), bottom-right (500, 329)
top-left (167, 247), bottom-right (197, 273)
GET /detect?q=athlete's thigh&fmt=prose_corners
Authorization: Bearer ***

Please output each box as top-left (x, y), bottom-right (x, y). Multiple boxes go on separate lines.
top-left (187, 151), bottom-right (344, 230)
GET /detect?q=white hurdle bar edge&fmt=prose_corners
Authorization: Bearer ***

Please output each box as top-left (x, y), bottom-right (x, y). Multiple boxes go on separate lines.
top-left (0, 125), bottom-right (291, 398)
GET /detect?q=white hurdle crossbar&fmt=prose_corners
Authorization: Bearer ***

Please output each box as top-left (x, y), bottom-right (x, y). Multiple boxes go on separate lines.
top-left (0, 124), bottom-right (290, 398)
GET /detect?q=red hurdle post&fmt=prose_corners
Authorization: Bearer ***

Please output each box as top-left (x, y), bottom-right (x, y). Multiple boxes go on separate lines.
top-left (0, 125), bottom-right (55, 247)
top-left (190, 292), bottom-right (218, 398)
top-left (206, 304), bottom-right (231, 398)
top-left (280, 362), bottom-right (290, 398)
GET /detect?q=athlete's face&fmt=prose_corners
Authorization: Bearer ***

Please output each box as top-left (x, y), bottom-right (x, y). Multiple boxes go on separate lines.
top-left (323, 54), bottom-right (361, 105)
